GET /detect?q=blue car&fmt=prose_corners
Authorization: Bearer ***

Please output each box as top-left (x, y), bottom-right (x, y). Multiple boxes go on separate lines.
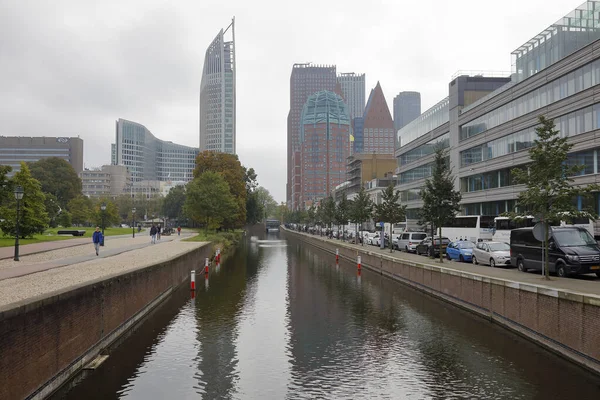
top-left (446, 241), bottom-right (475, 262)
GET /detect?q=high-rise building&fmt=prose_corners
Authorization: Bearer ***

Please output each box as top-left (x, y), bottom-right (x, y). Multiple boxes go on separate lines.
top-left (337, 72), bottom-right (366, 120)
top-left (199, 18), bottom-right (236, 154)
top-left (394, 91), bottom-right (421, 132)
top-left (360, 82), bottom-right (396, 154)
top-left (298, 91), bottom-right (350, 208)
top-left (113, 119), bottom-right (199, 182)
top-left (0, 136), bottom-right (83, 175)
top-left (287, 63), bottom-right (337, 209)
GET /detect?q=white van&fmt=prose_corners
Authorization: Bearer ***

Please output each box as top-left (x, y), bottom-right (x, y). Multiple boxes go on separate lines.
top-left (396, 232), bottom-right (428, 252)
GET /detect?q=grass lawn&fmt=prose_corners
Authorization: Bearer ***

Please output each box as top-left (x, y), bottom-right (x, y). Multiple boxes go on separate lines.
top-left (0, 227), bottom-right (141, 247)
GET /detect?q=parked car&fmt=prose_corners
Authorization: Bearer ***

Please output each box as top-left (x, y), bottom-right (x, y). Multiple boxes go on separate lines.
top-left (372, 233), bottom-right (381, 246)
top-left (364, 232), bottom-right (377, 245)
top-left (510, 226), bottom-right (600, 277)
top-left (416, 236), bottom-right (450, 257)
top-left (472, 241), bottom-right (511, 267)
top-left (446, 241), bottom-right (475, 262)
top-left (396, 232), bottom-right (428, 253)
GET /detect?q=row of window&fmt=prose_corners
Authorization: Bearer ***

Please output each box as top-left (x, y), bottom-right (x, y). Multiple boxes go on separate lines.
top-left (398, 132), bottom-right (449, 166)
top-left (460, 103), bottom-right (600, 166)
top-left (460, 58), bottom-right (600, 141)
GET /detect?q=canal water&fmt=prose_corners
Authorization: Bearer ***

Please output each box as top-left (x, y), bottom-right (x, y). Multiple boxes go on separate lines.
top-left (54, 231), bottom-right (600, 399)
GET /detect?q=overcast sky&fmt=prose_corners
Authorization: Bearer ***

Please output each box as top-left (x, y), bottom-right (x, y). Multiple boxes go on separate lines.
top-left (0, 0), bottom-right (579, 202)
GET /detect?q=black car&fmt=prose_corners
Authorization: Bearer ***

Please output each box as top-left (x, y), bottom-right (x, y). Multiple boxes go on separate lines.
top-left (416, 236), bottom-right (450, 257)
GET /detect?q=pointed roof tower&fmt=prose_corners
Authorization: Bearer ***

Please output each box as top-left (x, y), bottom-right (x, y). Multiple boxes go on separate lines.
top-left (363, 82), bottom-right (394, 129)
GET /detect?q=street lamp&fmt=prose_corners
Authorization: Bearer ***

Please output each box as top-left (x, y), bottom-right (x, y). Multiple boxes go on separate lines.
top-left (100, 202), bottom-right (106, 247)
top-left (13, 186), bottom-right (24, 261)
top-left (132, 207), bottom-right (136, 238)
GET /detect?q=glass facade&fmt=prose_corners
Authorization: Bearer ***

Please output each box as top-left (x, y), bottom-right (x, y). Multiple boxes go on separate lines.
top-left (399, 188), bottom-right (421, 202)
top-left (397, 97), bottom-right (449, 147)
top-left (399, 162), bottom-right (434, 184)
top-left (460, 103), bottom-right (600, 166)
top-left (399, 132), bottom-right (449, 166)
top-left (460, 58), bottom-right (600, 141)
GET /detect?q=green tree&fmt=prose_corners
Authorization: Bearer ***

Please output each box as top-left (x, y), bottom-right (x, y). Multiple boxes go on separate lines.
top-left (68, 195), bottom-right (93, 226)
top-left (321, 197), bottom-right (336, 230)
top-left (0, 162), bottom-right (49, 238)
top-left (419, 147), bottom-right (462, 262)
top-left (44, 193), bottom-right (62, 228)
top-left (349, 186), bottom-right (374, 246)
top-left (0, 165), bottom-right (13, 207)
top-left (184, 171), bottom-right (237, 231)
top-left (307, 204), bottom-right (317, 226)
top-left (92, 198), bottom-right (120, 228)
top-left (255, 187), bottom-right (278, 219)
top-left (162, 185), bottom-right (186, 222)
top-left (510, 116), bottom-right (600, 278)
top-left (29, 157), bottom-right (82, 207)
top-left (57, 211), bottom-right (72, 227)
top-left (246, 191), bottom-right (263, 225)
top-left (335, 193), bottom-right (350, 240)
top-left (374, 184), bottom-right (406, 252)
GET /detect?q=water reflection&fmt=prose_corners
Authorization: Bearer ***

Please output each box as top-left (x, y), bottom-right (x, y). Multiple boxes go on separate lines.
top-left (54, 230), bottom-right (600, 399)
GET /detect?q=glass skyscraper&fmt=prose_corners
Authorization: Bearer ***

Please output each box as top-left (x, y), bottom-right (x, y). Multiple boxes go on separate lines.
top-left (199, 18), bottom-right (236, 155)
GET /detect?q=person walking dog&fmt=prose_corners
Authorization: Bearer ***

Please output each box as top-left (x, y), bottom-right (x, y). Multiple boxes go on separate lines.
top-left (92, 227), bottom-right (103, 256)
top-left (150, 224), bottom-right (157, 244)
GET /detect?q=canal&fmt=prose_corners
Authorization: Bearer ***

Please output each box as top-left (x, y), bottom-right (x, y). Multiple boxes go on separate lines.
top-left (53, 231), bottom-right (600, 399)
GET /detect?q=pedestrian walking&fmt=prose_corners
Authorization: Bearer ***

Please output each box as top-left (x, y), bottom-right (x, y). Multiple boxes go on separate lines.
top-left (150, 224), bottom-right (157, 244)
top-left (92, 227), bottom-right (103, 256)
top-left (157, 224), bottom-right (162, 240)
top-left (177, 226), bottom-right (181, 236)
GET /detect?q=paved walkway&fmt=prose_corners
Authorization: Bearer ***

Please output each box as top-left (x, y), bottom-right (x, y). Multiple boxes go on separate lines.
top-left (0, 233), bottom-right (142, 260)
top-left (290, 230), bottom-right (600, 297)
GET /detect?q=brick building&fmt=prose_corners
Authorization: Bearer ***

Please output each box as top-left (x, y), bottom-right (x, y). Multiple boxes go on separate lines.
top-left (299, 91), bottom-right (350, 208)
top-left (358, 82), bottom-right (396, 154)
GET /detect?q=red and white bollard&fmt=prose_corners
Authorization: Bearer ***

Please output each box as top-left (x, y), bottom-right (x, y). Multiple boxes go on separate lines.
top-left (205, 271), bottom-right (209, 289)
top-left (357, 255), bottom-right (361, 271)
top-left (205, 257), bottom-right (209, 274)
top-left (336, 248), bottom-right (339, 263)
top-left (216, 248), bottom-right (221, 264)
top-left (190, 270), bottom-right (196, 291)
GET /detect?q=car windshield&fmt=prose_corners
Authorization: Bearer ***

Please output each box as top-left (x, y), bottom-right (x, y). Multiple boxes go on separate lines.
top-left (488, 242), bottom-right (510, 251)
top-left (458, 242), bottom-right (474, 249)
top-left (553, 230), bottom-right (597, 247)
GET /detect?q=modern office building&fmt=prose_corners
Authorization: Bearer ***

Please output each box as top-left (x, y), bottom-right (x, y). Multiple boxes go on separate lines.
top-left (113, 119), bottom-right (199, 183)
top-left (199, 18), bottom-right (236, 154)
top-left (0, 136), bottom-right (83, 175)
top-left (80, 165), bottom-right (131, 198)
top-left (346, 153), bottom-right (397, 196)
top-left (337, 72), bottom-right (366, 120)
top-left (287, 63), bottom-right (338, 209)
top-left (395, 1), bottom-right (600, 224)
top-left (298, 91), bottom-right (350, 208)
top-left (394, 91), bottom-right (421, 133)
top-left (359, 82), bottom-right (396, 154)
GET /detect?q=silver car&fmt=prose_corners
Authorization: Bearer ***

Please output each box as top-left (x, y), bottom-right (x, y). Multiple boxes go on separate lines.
top-left (472, 241), bottom-right (511, 267)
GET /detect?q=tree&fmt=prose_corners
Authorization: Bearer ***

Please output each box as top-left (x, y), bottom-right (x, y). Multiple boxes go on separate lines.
top-left (162, 185), bottom-right (186, 222)
top-left (321, 197), bottom-right (336, 230)
top-left (419, 147), bottom-right (462, 262)
top-left (184, 171), bottom-right (237, 231)
top-left (0, 162), bottom-right (49, 238)
top-left (276, 202), bottom-right (289, 224)
top-left (57, 211), bottom-right (72, 227)
top-left (510, 116), bottom-right (600, 278)
top-left (255, 187), bottom-right (278, 219)
top-left (335, 193), bottom-right (350, 240)
top-left (246, 191), bottom-right (263, 225)
top-left (29, 157), bottom-right (82, 207)
top-left (349, 186), bottom-right (374, 246)
top-left (194, 151), bottom-right (247, 228)
top-left (0, 165), bottom-right (13, 207)
top-left (44, 193), bottom-right (62, 228)
top-left (68, 195), bottom-right (93, 226)
top-left (92, 198), bottom-right (120, 228)
top-left (373, 184), bottom-right (406, 252)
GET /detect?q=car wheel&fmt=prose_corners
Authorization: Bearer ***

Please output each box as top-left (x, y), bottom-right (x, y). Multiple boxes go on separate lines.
top-left (556, 264), bottom-right (568, 278)
top-left (416, 248), bottom-right (421, 256)
top-left (428, 247), bottom-right (434, 258)
top-left (517, 259), bottom-right (526, 272)
top-left (490, 258), bottom-right (496, 268)
top-left (446, 252), bottom-right (451, 260)
top-left (596, 271), bottom-right (600, 278)
top-left (459, 255), bottom-right (464, 262)
top-left (472, 255), bottom-right (478, 265)
top-left (405, 245), bottom-right (409, 253)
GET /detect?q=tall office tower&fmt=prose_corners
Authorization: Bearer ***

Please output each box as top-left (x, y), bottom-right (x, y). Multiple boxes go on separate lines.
top-left (298, 91), bottom-right (350, 208)
top-left (393, 91), bottom-right (421, 132)
top-left (287, 63), bottom-right (337, 209)
top-left (361, 82), bottom-right (396, 154)
top-left (337, 72), bottom-right (365, 120)
top-left (199, 18), bottom-right (236, 154)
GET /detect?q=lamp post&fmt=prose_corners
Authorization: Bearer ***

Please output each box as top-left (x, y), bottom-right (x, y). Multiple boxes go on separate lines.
top-left (100, 202), bottom-right (106, 246)
top-left (13, 186), bottom-right (24, 261)
top-left (132, 208), bottom-right (136, 238)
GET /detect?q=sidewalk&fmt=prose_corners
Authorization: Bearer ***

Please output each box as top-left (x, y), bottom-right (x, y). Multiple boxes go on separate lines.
top-left (290, 230), bottom-right (600, 297)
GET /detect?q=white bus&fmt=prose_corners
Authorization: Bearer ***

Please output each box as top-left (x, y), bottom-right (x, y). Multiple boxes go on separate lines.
top-left (493, 215), bottom-right (595, 243)
top-left (441, 215), bottom-right (495, 243)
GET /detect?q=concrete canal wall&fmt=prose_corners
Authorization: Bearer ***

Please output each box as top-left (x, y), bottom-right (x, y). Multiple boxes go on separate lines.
top-left (0, 243), bottom-right (212, 400)
top-left (287, 230), bottom-right (600, 376)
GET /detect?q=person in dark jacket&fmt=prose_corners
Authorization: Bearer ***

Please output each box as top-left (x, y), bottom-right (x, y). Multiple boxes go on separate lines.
top-left (92, 227), bottom-right (103, 256)
top-left (150, 224), bottom-right (157, 244)
top-left (157, 224), bottom-right (162, 240)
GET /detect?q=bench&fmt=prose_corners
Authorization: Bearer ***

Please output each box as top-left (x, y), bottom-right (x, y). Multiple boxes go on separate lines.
top-left (57, 230), bottom-right (86, 236)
